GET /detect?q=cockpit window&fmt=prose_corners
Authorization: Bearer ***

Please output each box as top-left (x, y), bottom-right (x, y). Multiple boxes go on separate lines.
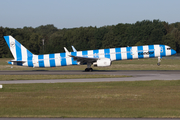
top-left (167, 48), bottom-right (171, 50)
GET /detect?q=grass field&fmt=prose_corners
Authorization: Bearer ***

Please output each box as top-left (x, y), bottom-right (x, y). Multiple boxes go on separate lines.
top-left (0, 80), bottom-right (180, 118)
top-left (0, 57), bottom-right (180, 71)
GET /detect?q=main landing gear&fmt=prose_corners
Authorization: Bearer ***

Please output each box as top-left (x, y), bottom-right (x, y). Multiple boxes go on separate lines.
top-left (157, 57), bottom-right (161, 66)
top-left (84, 63), bottom-right (93, 72)
top-left (85, 68), bottom-right (93, 72)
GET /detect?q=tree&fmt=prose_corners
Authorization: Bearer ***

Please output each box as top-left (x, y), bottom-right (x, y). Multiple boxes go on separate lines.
top-left (162, 34), bottom-right (176, 50)
top-left (0, 27), bottom-right (4, 58)
top-left (170, 28), bottom-right (180, 53)
top-left (1, 20), bottom-right (180, 57)
top-left (27, 33), bottom-right (42, 54)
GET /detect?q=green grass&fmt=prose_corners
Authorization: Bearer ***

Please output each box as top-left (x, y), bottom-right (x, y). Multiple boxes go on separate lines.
top-left (0, 74), bottom-right (129, 81)
top-left (0, 80), bottom-right (180, 118)
top-left (1, 58), bottom-right (180, 71)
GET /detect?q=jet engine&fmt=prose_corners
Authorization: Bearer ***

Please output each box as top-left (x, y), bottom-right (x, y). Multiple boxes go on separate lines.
top-left (93, 58), bottom-right (111, 67)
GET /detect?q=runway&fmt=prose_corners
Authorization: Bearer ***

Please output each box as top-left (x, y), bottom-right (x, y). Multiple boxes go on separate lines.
top-left (0, 70), bottom-right (180, 84)
top-left (0, 118), bottom-right (177, 120)
top-left (1, 70), bottom-right (180, 75)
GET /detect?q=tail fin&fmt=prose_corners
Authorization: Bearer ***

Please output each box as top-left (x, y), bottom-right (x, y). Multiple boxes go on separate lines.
top-left (4, 35), bottom-right (34, 61)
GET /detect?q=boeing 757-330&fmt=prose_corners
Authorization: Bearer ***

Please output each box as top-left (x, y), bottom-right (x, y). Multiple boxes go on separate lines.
top-left (4, 36), bottom-right (176, 71)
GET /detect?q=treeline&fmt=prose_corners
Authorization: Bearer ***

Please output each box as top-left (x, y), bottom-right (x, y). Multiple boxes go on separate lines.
top-left (0, 19), bottom-right (180, 58)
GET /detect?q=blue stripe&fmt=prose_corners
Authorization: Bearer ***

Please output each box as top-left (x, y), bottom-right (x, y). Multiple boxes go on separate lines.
top-left (126, 47), bottom-right (132, 59)
top-left (115, 48), bottom-right (121, 60)
top-left (104, 49), bottom-right (110, 59)
top-left (27, 50), bottom-right (33, 58)
top-left (60, 53), bottom-right (67, 66)
top-left (49, 54), bottom-right (56, 67)
top-left (137, 46), bottom-right (144, 59)
top-left (15, 40), bottom-right (22, 61)
top-left (93, 50), bottom-right (99, 58)
top-left (160, 45), bottom-right (166, 57)
top-left (148, 45), bottom-right (155, 58)
top-left (38, 55), bottom-right (45, 67)
top-left (71, 52), bottom-right (78, 65)
top-left (8, 61), bottom-right (12, 65)
top-left (4, 36), bottom-right (10, 49)
top-left (27, 51), bottom-right (33, 67)
top-left (82, 51), bottom-right (88, 57)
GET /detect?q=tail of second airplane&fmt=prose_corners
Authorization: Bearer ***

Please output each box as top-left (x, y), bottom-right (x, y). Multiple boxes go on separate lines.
top-left (4, 35), bottom-right (34, 62)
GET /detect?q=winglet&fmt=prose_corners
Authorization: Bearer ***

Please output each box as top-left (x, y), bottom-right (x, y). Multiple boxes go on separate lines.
top-left (64, 47), bottom-right (71, 56)
top-left (71, 46), bottom-right (77, 52)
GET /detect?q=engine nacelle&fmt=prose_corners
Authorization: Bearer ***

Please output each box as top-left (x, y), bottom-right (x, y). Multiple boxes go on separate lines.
top-left (93, 58), bottom-right (111, 67)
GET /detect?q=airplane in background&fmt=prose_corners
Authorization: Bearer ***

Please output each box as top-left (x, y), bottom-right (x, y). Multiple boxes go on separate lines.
top-left (4, 35), bottom-right (176, 71)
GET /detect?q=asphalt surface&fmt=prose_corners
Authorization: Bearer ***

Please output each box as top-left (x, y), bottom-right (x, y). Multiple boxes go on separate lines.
top-left (1, 70), bottom-right (180, 75)
top-left (0, 118), bottom-right (178, 120)
top-left (0, 70), bottom-right (180, 84)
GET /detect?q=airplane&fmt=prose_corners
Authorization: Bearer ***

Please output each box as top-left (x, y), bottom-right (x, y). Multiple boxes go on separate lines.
top-left (4, 35), bottom-right (176, 71)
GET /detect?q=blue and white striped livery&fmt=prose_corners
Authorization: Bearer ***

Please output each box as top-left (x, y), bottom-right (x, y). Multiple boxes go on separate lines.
top-left (4, 36), bottom-right (176, 71)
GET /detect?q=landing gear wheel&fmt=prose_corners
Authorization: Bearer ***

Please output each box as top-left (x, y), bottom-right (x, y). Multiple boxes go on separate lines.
top-left (89, 68), bottom-right (93, 72)
top-left (85, 68), bottom-right (93, 72)
top-left (157, 63), bottom-right (160, 66)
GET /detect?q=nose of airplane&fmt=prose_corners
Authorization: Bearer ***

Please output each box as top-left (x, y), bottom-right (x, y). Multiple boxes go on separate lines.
top-left (171, 49), bottom-right (176, 55)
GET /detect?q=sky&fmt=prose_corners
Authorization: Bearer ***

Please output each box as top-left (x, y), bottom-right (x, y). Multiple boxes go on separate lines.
top-left (1, 0), bottom-right (180, 29)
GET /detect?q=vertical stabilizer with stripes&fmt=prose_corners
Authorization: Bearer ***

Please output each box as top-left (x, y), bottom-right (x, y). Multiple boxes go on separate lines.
top-left (4, 35), bottom-right (34, 62)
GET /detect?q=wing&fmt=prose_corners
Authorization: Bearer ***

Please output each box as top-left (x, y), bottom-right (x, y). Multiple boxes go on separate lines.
top-left (64, 47), bottom-right (98, 64)
top-left (70, 55), bottom-right (98, 64)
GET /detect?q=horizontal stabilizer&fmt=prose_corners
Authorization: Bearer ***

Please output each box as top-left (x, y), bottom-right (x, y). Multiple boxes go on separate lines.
top-left (9, 60), bottom-right (26, 63)
top-left (7, 60), bottom-right (26, 66)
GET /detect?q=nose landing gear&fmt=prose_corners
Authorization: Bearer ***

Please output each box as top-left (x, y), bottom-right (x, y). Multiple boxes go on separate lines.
top-left (157, 57), bottom-right (161, 66)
